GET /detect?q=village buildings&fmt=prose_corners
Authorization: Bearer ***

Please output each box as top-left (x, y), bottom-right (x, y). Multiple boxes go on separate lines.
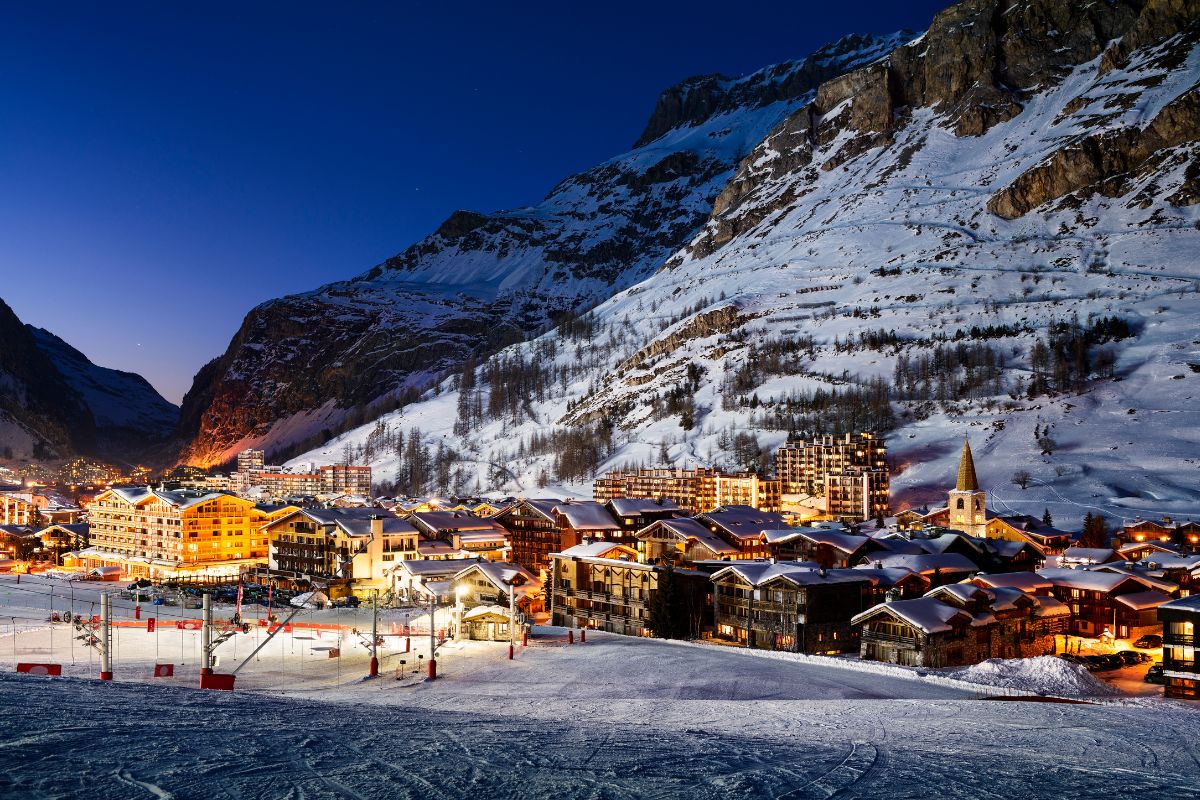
top-left (1157, 595), bottom-right (1199, 700)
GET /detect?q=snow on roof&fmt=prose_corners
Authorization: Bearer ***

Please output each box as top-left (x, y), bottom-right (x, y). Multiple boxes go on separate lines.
top-left (853, 597), bottom-right (971, 634)
top-left (335, 516), bottom-right (418, 538)
top-left (606, 497), bottom-right (683, 516)
top-left (410, 511), bottom-right (504, 532)
top-left (1112, 590), bottom-right (1172, 611)
top-left (510, 498), bottom-right (562, 521)
top-left (644, 518), bottom-right (741, 555)
top-left (1037, 567), bottom-right (1157, 593)
top-left (698, 506), bottom-right (789, 541)
top-left (784, 529), bottom-right (872, 553)
top-left (553, 501), bottom-right (621, 531)
top-left (916, 534), bottom-right (983, 556)
top-left (1117, 541), bottom-right (1178, 555)
top-left (970, 572), bottom-right (1052, 593)
top-left (851, 566), bottom-right (931, 587)
top-left (392, 557), bottom-right (483, 576)
top-left (1032, 595), bottom-right (1071, 618)
top-left (1061, 547), bottom-right (1119, 563)
top-left (1159, 594), bottom-right (1200, 613)
top-left (868, 552), bottom-right (979, 575)
top-left (455, 561), bottom-right (541, 599)
top-left (712, 561), bottom-right (871, 588)
top-left (925, 583), bottom-right (989, 605)
top-left (557, 542), bottom-right (638, 559)
top-left (463, 604), bottom-right (511, 621)
top-left (1083, 563), bottom-right (1178, 593)
top-left (869, 537), bottom-right (926, 556)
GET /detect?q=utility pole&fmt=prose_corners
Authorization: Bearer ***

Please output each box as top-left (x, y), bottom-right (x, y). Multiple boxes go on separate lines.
top-left (99, 593), bottom-right (112, 681)
top-left (427, 592), bottom-right (437, 680)
top-left (201, 592), bottom-right (213, 676)
top-left (369, 591), bottom-right (379, 678)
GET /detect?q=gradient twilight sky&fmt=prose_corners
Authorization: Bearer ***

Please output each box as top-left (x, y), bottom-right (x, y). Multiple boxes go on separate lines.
top-left (0, 1), bottom-right (947, 405)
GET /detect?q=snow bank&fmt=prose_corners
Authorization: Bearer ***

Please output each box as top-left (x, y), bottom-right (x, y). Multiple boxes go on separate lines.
top-left (948, 656), bottom-right (1119, 697)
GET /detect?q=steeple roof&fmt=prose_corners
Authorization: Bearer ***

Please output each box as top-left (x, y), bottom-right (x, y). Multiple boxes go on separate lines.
top-left (955, 437), bottom-right (979, 492)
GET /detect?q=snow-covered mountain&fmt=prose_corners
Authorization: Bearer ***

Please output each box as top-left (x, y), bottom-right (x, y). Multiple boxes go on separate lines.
top-left (175, 31), bottom-right (917, 467)
top-left (291, 0), bottom-right (1200, 527)
top-left (0, 297), bottom-right (179, 464)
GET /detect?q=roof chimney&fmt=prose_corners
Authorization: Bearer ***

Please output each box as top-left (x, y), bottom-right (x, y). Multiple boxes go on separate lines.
top-left (371, 515), bottom-right (382, 536)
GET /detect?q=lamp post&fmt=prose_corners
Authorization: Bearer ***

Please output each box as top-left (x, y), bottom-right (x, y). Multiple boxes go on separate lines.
top-left (427, 592), bottom-right (437, 680)
top-left (455, 583), bottom-right (469, 642)
top-left (504, 574), bottom-right (526, 661)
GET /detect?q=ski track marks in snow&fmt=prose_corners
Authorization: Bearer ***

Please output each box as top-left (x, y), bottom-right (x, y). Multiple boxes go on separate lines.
top-left (2, 671), bottom-right (1200, 799)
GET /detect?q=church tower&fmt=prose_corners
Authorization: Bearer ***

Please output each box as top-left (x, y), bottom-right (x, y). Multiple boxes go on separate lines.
top-left (948, 437), bottom-right (987, 536)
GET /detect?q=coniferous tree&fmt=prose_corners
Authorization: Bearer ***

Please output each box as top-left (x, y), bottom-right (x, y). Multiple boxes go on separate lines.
top-left (1042, 508), bottom-right (1053, 526)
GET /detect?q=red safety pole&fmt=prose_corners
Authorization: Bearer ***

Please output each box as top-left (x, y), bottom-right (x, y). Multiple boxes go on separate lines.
top-left (580, 628), bottom-right (586, 643)
top-left (568, 630), bottom-right (574, 645)
top-left (522, 628), bottom-right (529, 647)
top-left (134, 604), bottom-right (141, 620)
top-left (508, 642), bottom-right (514, 660)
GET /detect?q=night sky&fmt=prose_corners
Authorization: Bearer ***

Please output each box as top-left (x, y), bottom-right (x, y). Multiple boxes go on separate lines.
top-left (0, 1), bottom-right (948, 404)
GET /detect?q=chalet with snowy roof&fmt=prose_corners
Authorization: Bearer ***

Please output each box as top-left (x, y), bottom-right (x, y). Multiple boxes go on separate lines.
top-left (452, 560), bottom-right (542, 618)
top-left (1116, 517), bottom-right (1200, 554)
top-left (493, 498), bottom-right (574, 578)
top-left (1117, 540), bottom-right (1179, 562)
top-left (711, 561), bottom-right (872, 653)
top-left (967, 572), bottom-right (1053, 596)
top-left (30, 523), bottom-right (89, 567)
top-left (850, 566), bottom-right (932, 602)
top-left (1038, 567), bottom-right (1170, 640)
top-left (635, 517), bottom-right (741, 565)
top-left (860, 552), bottom-right (978, 587)
top-left (552, 500), bottom-right (623, 542)
top-left (408, 511), bottom-right (510, 560)
top-left (853, 583), bottom-right (1068, 668)
top-left (604, 497), bottom-right (685, 533)
top-left (1157, 595), bottom-right (1200, 700)
top-left (1055, 547), bottom-right (1123, 568)
top-left (391, 557), bottom-right (485, 601)
top-left (767, 526), bottom-right (884, 568)
top-left (695, 506), bottom-right (790, 559)
top-left (550, 542), bottom-right (711, 637)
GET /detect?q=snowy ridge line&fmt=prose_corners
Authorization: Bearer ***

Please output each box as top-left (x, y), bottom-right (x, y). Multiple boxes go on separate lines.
top-left (673, 640), bottom-right (1101, 701)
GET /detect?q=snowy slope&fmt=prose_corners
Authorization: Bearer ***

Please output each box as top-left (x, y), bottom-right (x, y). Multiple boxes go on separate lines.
top-left (292, 0), bottom-right (1200, 526)
top-left (177, 32), bottom-right (917, 467)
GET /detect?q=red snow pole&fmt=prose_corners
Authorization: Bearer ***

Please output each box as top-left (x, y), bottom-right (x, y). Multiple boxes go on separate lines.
top-left (369, 656), bottom-right (379, 677)
top-left (567, 630), bottom-right (574, 645)
top-left (508, 643), bottom-right (514, 660)
top-left (580, 628), bottom-right (586, 643)
top-left (405, 637), bottom-right (411, 653)
top-left (134, 605), bottom-right (141, 620)
top-left (522, 628), bottom-right (529, 647)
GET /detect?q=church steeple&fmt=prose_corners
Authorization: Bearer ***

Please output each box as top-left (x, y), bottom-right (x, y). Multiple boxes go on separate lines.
top-left (948, 436), bottom-right (987, 537)
top-left (956, 437), bottom-right (979, 492)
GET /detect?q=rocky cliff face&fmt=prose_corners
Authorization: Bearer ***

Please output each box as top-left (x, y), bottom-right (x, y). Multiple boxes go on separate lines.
top-left (177, 31), bottom-right (917, 467)
top-left (0, 298), bottom-right (178, 464)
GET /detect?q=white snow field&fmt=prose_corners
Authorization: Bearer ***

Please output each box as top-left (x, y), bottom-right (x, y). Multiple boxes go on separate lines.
top-left (2, 574), bottom-right (1200, 799)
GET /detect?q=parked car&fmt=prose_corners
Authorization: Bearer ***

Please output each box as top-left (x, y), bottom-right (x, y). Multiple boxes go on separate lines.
top-left (333, 596), bottom-right (361, 608)
top-left (1058, 653), bottom-right (1088, 666)
top-left (1133, 634), bottom-right (1163, 649)
top-left (1144, 664), bottom-right (1166, 684)
top-left (1083, 655), bottom-right (1122, 672)
top-left (1116, 650), bottom-right (1152, 666)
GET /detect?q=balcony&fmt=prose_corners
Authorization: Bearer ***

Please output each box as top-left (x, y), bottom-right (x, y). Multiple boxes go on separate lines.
top-left (862, 631), bottom-right (921, 647)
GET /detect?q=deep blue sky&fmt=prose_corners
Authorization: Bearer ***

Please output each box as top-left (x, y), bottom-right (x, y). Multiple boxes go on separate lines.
top-left (0, 1), bottom-right (947, 404)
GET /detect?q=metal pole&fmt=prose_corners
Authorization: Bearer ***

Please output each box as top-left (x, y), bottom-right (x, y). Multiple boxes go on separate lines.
top-left (427, 593), bottom-right (436, 680)
top-left (508, 581), bottom-right (515, 660)
top-left (369, 591), bottom-right (379, 678)
top-left (201, 592), bottom-right (212, 675)
top-left (99, 593), bottom-right (112, 680)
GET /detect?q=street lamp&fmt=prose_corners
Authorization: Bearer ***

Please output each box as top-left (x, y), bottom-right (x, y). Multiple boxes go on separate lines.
top-left (504, 574), bottom-right (526, 660)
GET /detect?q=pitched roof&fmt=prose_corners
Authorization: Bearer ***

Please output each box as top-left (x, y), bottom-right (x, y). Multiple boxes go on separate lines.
top-left (867, 552), bottom-right (979, 575)
top-left (1112, 590), bottom-right (1172, 611)
top-left (553, 501), bottom-right (621, 531)
top-left (1061, 547), bottom-right (1119, 563)
top-left (698, 506), bottom-right (789, 541)
top-left (606, 497), bottom-right (683, 516)
top-left (969, 572), bottom-right (1052, 593)
top-left (641, 518), bottom-right (740, 556)
top-left (454, 561), bottom-right (541, 599)
top-left (1159, 594), bottom-right (1200, 613)
top-left (955, 438), bottom-right (979, 492)
top-left (853, 597), bottom-right (973, 634)
top-left (711, 561), bottom-right (871, 588)
top-left (1037, 567), bottom-right (1158, 593)
top-left (557, 542), bottom-right (638, 560)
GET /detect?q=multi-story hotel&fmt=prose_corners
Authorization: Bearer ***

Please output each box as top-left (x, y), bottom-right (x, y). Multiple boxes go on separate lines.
top-left (69, 487), bottom-right (293, 580)
top-left (824, 467), bottom-right (890, 523)
top-left (714, 473), bottom-right (782, 513)
top-left (593, 467), bottom-right (727, 514)
top-left (776, 433), bottom-right (888, 496)
top-left (0, 491), bottom-right (35, 526)
top-left (319, 464), bottom-right (372, 495)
